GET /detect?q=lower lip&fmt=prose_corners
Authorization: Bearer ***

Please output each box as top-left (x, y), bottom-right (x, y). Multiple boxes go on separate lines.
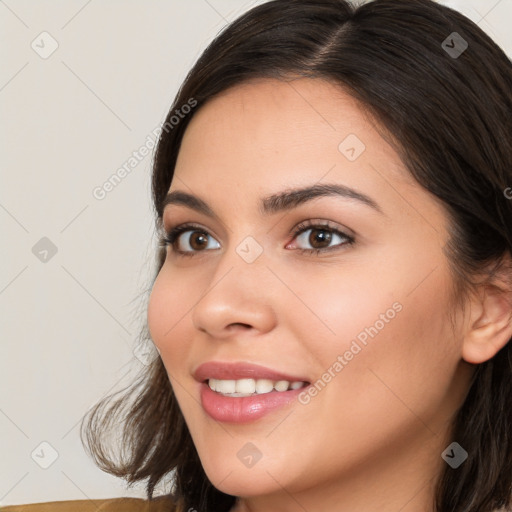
top-left (199, 382), bottom-right (307, 423)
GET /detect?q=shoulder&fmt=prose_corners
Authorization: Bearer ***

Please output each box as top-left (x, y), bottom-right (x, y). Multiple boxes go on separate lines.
top-left (0, 496), bottom-right (177, 512)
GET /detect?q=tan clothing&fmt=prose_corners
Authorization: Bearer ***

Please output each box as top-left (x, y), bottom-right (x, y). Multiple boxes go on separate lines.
top-left (0, 497), bottom-right (176, 512)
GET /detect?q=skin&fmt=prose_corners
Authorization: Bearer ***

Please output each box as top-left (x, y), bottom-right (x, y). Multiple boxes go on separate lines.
top-left (147, 78), bottom-right (508, 512)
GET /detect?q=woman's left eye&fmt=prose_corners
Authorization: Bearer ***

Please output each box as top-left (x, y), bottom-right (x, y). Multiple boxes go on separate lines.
top-left (161, 220), bottom-right (354, 257)
top-left (287, 221), bottom-right (355, 254)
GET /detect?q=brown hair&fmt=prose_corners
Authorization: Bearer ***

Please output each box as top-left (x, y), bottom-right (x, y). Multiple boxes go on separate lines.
top-left (81, 1), bottom-right (512, 511)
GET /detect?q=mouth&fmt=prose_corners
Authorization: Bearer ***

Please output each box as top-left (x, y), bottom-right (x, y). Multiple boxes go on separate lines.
top-left (205, 377), bottom-right (309, 397)
top-left (194, 361), bottom-right (312, 423)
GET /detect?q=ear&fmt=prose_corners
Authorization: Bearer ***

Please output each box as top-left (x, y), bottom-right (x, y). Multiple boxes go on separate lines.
top-left (462, 270), bottom-right (512, 364)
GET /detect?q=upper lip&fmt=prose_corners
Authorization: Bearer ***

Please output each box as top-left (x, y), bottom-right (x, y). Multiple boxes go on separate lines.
top-left (193, 361), bottom-right (310, 383)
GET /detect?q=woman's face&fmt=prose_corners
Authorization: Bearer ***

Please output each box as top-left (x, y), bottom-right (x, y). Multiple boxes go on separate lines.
top-left (147, 78), bottom-right (474, 508)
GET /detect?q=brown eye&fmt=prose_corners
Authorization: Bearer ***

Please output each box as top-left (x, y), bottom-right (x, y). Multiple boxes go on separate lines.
top-left (308, 228), bottom-right (333, 249)
top-left (187, 231), bottom-right (209, 251)
top-left (162, 224), bottom-right (221, 256)
top-left (176, 230), bottom-right (219, 252)
top-left (290, 222), bottom-right (354, 254)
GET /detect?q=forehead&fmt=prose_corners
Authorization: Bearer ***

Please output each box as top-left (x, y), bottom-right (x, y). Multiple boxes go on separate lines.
top-left (174, 78), bottom-right (411, 191)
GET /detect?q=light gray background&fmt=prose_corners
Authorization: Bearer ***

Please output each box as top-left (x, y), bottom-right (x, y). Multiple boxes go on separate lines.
top-left (1, 0), bottom-right (511, 506)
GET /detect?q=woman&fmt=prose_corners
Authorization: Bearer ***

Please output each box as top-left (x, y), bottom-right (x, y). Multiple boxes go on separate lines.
top-left (5, 0), bottom-right (511, 511)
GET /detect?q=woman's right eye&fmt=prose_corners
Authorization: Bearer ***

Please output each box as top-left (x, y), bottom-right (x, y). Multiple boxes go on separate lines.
top-left (162, 224), bottom-right (221, 257)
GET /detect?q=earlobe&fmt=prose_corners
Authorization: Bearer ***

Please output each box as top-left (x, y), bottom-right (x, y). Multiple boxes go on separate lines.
top-left (462, 284), bottom-right (512, 364)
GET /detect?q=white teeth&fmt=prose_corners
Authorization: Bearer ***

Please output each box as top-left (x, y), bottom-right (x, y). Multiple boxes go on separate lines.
top-left (235, 378), bottom-right (256, 394)
top-left (274, 380), bottom-right (290, 392)
top-left (255, 379), bottom-right (273, 393)
top-left (208, 378), bottom-right (306, 396)
top-left (216, 379), bottom-right (236, 394)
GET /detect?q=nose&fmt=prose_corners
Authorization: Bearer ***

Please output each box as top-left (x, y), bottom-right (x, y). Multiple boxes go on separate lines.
top-left (191, 248), bottom-right (277, 340)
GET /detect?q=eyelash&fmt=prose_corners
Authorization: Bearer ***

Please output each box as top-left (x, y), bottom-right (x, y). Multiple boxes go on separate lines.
top-left (160, 220), bottom-right (355, 258)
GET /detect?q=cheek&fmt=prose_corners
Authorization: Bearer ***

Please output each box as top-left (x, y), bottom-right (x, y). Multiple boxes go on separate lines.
top-left (147, 268), bottom-right (192, 363)
top-left (147, 275), bottom-right (169, 351)
top-left (338, 282), bottom-right (456, 431)
top-left (288, 250), bottom-right (460, 426)
top-left (278, 261), bottom-right (402, 368)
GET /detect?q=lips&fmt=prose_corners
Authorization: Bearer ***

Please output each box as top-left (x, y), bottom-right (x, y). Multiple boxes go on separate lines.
top-left (193, 361), bottom-right (312, 423)
top-left (193, 361), bottom-right (310, 383)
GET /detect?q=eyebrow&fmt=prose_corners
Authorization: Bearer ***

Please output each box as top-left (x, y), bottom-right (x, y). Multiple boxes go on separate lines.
top-left (161, 183), bottom-right (383, 219)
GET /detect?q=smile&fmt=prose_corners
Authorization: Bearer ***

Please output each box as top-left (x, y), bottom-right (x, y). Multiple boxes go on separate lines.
top-left (207, 378), bottom-right (308, 397)
top-left (194, 361), bottom-right (312, 423)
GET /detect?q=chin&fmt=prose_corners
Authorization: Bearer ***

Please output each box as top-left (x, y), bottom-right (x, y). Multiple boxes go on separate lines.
top-left (204, 462), bottom-right (284, 498)
top-left (193, 439), bottom-right (295, 497)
